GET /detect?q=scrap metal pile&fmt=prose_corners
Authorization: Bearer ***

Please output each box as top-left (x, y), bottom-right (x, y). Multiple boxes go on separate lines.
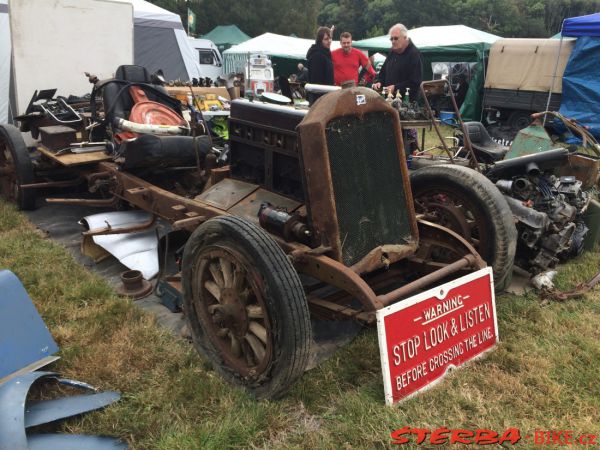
top-left (412, 80), bottom-right (600, 286)
top-left (2, 67), bottom-right (600, 401)
top-left (2, 67), bottom-right (509, 398)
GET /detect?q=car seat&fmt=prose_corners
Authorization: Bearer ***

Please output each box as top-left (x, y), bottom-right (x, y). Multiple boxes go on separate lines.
top-left (462, 121), bottom-right (507, 163)
top-left (99, 65), bottom-right (210, 169)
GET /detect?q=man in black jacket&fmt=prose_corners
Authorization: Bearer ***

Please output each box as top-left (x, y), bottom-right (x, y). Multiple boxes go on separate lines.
top-left (306, 26), bottom-right (334, 105)
top-left (372, 24), bottom-right (422, 102)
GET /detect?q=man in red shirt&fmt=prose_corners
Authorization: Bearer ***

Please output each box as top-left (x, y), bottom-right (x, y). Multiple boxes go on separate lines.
top-left (331, 32), bottom-right (376, 86)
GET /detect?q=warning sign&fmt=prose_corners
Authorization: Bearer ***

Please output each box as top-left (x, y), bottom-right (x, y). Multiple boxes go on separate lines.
top-left (376, 267), bottom-right (498, 405)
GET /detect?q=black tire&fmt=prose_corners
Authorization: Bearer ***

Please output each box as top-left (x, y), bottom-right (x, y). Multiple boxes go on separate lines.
top-left (410, 164), bottom-right (517, 291)
top-left (0, 124), bottom-right (36, 210)
top-left (508, 110), bottom-right (532, 132)
top-left (182, 216), bottom-right (311, 398)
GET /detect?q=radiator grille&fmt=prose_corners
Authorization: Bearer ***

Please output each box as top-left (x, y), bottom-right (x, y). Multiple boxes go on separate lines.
top-left (326, 112), bottom-right (412, 266)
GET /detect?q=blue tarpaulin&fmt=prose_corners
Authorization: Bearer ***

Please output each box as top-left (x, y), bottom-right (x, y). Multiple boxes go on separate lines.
top-left (558, 13), bottom-right (600, 138)
top-left (562, 12), bottom-right (600, 37)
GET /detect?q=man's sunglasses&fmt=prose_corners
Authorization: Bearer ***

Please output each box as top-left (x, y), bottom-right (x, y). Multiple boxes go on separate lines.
top-left (390, 36), bottom-right (401, 41)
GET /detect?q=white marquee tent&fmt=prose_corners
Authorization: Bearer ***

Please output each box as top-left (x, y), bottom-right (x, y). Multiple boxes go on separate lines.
top-left (223, 32), bottom-right (341, 75)
top-left (111, 0), bottom-right (202, 82)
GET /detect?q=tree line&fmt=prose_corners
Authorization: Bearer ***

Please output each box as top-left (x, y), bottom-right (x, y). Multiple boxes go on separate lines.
top-left (149, 0), bottom-right (600, 40)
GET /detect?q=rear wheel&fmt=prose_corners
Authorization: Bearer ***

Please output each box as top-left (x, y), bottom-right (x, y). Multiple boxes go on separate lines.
top-left (508, 110), bottom-right (532, 133)
top-left (182, 216), bottom-right (311, 398)
top-left (410, 164), bottom-right (517, 291)
top-left (0, 124), bottom-right (36, 210)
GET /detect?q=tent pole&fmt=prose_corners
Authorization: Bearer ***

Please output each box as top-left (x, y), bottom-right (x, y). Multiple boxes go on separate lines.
top-left (480, 45), bottom-right (486, 122)
top-left (544, 22), bottom-right (565, 126)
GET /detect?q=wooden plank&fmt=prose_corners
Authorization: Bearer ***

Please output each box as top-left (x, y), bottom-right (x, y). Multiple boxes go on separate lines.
top-left (38, 145), bottom-right (112, 167)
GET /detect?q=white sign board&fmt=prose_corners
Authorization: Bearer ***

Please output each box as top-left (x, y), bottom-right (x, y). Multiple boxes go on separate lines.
top-left (9, 0), bottom-right (134, 116)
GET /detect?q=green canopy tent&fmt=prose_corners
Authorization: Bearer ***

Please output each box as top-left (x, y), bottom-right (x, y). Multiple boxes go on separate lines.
top-left (202, 25), bottom-right (251, 52)
top-left (354, 25), bottom-right (501, 121)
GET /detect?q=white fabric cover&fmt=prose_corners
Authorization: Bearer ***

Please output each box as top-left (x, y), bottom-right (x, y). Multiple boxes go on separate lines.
top-left (0, 0), bottom-right (11, 123)
top-left (9, 0), bottom-right (134, 117)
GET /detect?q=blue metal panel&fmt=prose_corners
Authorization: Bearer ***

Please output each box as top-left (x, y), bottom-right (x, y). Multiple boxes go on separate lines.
top-left (27, 434), bottom-right (128, 449)
top-left (0, 270), bottom-right (59, 380)
top-left (25, 391), bottom-right (121, 428)
top-left (0, 371), bottom-right (57, 450)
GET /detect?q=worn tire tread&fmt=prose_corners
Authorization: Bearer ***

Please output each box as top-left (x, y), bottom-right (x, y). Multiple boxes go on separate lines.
top-left (182, 215), bottom-right (311, 399)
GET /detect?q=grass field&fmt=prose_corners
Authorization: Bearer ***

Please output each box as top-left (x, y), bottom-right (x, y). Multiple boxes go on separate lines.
top-left (1, 198), bottom-right (599, 449)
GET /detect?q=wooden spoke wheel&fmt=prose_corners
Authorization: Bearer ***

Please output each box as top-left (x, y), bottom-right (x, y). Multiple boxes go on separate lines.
top-left (182, 216), bottom-right (311, 398)
top-left (0, 124), bottom-right (36, 210)
top-left (193, 247), bottom-right (272, 377)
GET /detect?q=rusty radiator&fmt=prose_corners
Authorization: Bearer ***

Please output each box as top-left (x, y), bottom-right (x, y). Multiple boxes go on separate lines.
top-left (325, 111), bottom-right (412, 266)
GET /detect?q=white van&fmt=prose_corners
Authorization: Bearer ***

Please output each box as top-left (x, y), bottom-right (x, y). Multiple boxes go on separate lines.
top-left (188, 38), bottom-right (224, 81)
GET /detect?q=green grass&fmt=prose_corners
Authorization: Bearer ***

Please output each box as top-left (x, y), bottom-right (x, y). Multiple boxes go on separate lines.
top-left (1, 199), bottom-right (599, 449)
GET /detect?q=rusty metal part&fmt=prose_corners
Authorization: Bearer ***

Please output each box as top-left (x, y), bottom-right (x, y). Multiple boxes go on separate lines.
top-left (557, 153), bottom-right (600, 191)
top-left (98, 162), bottom-right (226, 223)
top-left (191, 247), bottom-right (273, 377)
top-left (413, 188), bottom-right (490, 266)
top-left (38, 125), bottom-right (77, 151)
top-left (81, 235), bottom-right (111, 263)
top-left (307, 296), bottom-right (375, 324)
top-left (209, 167), bottom-right (231, 186)
top-left (419, 79), bottom-right (480, 171)
top-left (86, 171), bottom-right (112, 184)
top-left (547, 269), bottom-right (600, 301)
top-left (414, 219), bottom-right (486, 269)
top-left (377, 254), bottom-right (479, 306)
top-left (195, 178), bottom-right (259, 210)
top-left (228, 188), bottom-right (302, 226)
top-left (257, 203), bottom-right (312, 244)
top-left (532, 111), bottom-right (600, 157)
top-left (298, 87), bottom-right (419, 265)
top-left (45, 196), bottom-right (120, 207)
top-left (350, 242), bottom-right (417, 275)
top-left (0, 131), bottom-right (23, 206)
top-left (172, 215), bottom-right (207, 231)
top-left (20, 177), bottom-right (85, 189)
top-left (83, 215), bottom-right (157, 236)
top-left (116, 269), bottom-right (153, 299)
top-left (276, 220), bottom-right (482, 315)
top-left (291, 251), bottom-right (384, 311)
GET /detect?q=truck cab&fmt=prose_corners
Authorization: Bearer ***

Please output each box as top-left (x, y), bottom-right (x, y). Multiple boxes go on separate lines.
top-left (188, 38), bottom-right (224, 82)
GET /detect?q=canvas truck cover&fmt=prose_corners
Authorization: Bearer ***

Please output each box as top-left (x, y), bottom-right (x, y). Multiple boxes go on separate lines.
top-left (485, 38), bottom-right (575, 93)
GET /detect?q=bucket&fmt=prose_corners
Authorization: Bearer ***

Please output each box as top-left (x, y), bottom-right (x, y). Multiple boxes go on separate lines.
top-left (439, 110), bottom-right (457, 126)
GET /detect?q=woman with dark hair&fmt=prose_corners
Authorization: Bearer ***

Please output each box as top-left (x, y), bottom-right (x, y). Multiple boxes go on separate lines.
top-left (306, 26), bottom-right (334, 105)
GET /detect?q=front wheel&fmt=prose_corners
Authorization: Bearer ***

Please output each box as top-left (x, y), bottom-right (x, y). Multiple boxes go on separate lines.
top-left (182, 216), bottom-right (311, 398)
top-left (410, 164), bottom-right (517, 291)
